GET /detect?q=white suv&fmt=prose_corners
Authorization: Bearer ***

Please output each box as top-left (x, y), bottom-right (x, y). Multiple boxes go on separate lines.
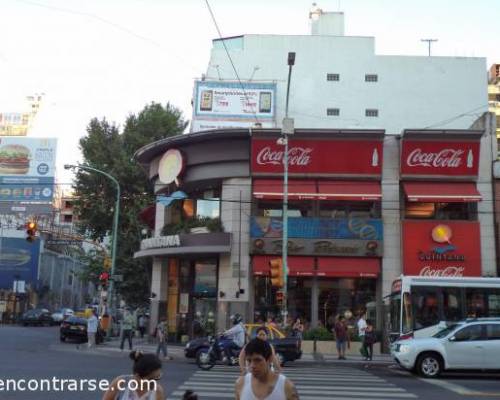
top-left (392, 319), bottom-right (500, 378)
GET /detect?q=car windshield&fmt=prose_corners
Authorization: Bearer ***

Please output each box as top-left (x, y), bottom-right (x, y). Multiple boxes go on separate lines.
top-left (433, 324), bottom-right (461, 338)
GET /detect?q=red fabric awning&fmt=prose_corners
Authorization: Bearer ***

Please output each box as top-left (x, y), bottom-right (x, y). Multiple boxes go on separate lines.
top-left (317, 257), bottom-right (380, 278)
top-left (252, 255), bottom-right (315, 276)
top-left (403, 181), bottom-right (482, 203)
top-left (253, 179), bottom-right (317, 200)
top-left (317, 181), bottom-right (381, 201)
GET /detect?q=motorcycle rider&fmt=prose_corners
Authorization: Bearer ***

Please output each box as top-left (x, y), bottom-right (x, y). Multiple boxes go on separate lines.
top-left (222, 313), bottom-right (246, 364)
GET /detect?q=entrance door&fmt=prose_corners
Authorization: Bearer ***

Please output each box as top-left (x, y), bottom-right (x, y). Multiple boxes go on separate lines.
top-left (193, 298), bottom-right (217, 337)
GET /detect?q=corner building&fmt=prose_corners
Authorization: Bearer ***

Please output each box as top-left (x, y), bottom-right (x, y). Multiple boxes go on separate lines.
top-left (134, 117), bottom-right (497, 337)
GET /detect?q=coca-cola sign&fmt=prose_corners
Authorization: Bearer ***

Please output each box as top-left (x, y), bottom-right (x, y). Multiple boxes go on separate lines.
top-left (252, 138), bottom-right (383, 175)
top-left (401, 141), bottom-right (480, 177)
top-left (402, 221), bottom-right (481, 277)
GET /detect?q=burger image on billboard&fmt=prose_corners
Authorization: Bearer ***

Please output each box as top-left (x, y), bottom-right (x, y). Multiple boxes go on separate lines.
top-left (0, 144), bottom-right (31, 174)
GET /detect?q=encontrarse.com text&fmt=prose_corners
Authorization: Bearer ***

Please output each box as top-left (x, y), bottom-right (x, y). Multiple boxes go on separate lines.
top-left (0, 377), bottom-right (157, 392)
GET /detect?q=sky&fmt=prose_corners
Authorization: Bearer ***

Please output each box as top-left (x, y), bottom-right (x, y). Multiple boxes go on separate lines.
top-left (1, 0), bottom-right (500, 187)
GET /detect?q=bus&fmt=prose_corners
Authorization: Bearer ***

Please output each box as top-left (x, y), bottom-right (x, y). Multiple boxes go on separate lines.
top-left (388, 275), bottom-right (500, 341)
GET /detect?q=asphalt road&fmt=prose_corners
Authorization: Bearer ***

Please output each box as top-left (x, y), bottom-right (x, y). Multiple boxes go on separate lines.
top-left (1, 325), bottom-right (499, 400)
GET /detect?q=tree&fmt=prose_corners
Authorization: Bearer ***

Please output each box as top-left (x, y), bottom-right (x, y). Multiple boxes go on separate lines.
top-left (74, 102), bottom-right (187, 306)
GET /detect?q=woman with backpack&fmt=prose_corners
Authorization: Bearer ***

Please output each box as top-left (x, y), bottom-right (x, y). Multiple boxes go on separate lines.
top-left (363, 319), bottom-right (376, 361)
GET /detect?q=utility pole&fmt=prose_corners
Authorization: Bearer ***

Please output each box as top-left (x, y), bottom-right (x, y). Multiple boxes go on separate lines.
top-left (281, 52), bottom-right (295, 328)
top-left (421, 39), bottom-right (438, 56)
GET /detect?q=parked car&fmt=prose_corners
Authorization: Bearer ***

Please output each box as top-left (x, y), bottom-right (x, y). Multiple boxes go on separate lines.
top-left (51, 308), bottom-right (74, 324)
top-left (59, 316), bottom-right (104, 344)
top-left (185, 324), bottom-right (302, 365)
top-left (392, 319), bottom-right (500, 378)
top-left (20, 309), bottom-right (53, 326)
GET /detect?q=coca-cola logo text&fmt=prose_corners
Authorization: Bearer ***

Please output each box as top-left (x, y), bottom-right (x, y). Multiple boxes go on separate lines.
top-left (256, 146), bottom-right (313, 166)
top-left (419, 266), bottom-right (465, 277)
top-left (406, 148), bottom-right (467, 168)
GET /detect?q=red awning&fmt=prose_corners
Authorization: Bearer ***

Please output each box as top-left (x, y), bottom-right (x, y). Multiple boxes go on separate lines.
top-left (403, 181), bottom-right (482, 202)
top-left (253, 179), bottom-right (317, 200)
top-left (317, 257), bottom-right (380, 278)
top-left (317, 181), bottom-right (381, 201)
top-left (252, 255), bottom-right (315, 276)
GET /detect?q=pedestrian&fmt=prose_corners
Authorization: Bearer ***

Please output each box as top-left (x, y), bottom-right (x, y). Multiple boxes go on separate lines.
top-left (235, 338), bottom-right (299, 400)
top-left (333, 315), bottom-right (349, 360)
top-left (239, 326), bottom-right (282, 374)
top-left (292, 317), bottom-right (304, 340)
top-left (120, 309), bottom-right (135, 351)
top-left (156, 317), bottom-right (173, 361)
top-left (87, 309), bottom-right (99, 349)
top-left (363, 319), bottom-right (376, 361)
top-left (138, 315), bottom-right (146, 339)
top-left (102, 351), bottom-right (165, 400)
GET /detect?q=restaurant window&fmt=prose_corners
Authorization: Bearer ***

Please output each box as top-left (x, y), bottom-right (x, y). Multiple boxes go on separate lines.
top-left (256, 200), bottom-right (313, 218)
top-left (319, 201), bottom-right (380, 219)
top-left (404, 202), bottom-right (476, 220)
top-left (180, 189), bottom-right (221, 219)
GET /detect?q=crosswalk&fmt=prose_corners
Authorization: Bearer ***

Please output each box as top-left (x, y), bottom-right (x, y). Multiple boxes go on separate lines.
top-left (168, 364), bottom-right (418, 400)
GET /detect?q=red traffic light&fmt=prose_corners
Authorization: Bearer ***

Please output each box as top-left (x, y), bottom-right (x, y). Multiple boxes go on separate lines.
top-left (269, 258), bottom-right (284, 288)
top-left (99, 272), bottom-right (110, 281)
top-left (26, 221), bottom-right (37, 242)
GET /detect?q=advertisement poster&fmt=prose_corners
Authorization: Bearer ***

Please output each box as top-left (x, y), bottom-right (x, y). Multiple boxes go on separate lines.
top-left (0, 137), bottom-right (57, 202)
top-left (0, 237), bottom-right (40, 289)
top-left (194, 81), bottom-right (276, 119)
top-left (0, 112), bottom-right (30, 136)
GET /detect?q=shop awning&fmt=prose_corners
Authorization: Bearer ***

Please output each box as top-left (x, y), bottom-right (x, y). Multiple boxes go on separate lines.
top-left (403, 181), bottom-right (482, 202)
top-left (253, 179), bottom-right (317, 200)
top-left (317, 257), bottom-right (380, 278)
top-left (252, 255), bottom-right (315, 276)
top-left (317, 181), bottom-right (381, 201)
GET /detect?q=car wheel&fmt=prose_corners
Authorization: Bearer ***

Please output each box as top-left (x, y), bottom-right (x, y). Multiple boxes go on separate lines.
top-left (276, 352), bottom-right (285, 367)
top-left (60, 336), bottom-right (66, 342)
top-left (416, 352), bottom-right (442, 378)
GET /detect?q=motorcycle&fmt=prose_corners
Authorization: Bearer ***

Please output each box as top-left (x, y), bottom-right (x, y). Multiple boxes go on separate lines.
top-left (196, 334), bottom-right (240, 370)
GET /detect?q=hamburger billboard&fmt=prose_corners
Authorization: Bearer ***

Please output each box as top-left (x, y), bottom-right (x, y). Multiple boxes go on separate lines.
top-left (0, 137), bottom-right (57, 202)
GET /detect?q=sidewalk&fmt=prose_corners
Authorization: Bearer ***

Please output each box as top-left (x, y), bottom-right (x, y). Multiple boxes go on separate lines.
top-left (99, 337), bottom-right (186, 359)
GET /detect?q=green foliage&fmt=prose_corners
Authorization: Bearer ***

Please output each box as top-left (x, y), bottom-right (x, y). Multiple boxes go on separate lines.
top-left (303, 327), bottom-right (334, 341)
top-left (73, 102), bottom-right (187, 306)
top-left (161, 216), bottom-right (224, 235)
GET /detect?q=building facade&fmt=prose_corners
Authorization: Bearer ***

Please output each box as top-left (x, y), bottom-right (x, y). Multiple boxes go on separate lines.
top-left (135, 116), bottom-right (497, 337)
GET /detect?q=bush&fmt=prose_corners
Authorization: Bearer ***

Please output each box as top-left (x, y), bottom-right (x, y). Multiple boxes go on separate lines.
top-left (302, 327), bottom-right (333, 341)
top-left (161, 216), bottom-right (224, 235)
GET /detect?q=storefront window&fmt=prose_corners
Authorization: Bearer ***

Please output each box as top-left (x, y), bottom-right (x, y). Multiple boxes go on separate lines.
top-left (405, 201), bottom-right (476, 220)
top-left (319, 201), bottom-right (380, 219)
top-left (287, 278), bottom-right (312, 325)
top-left (253, 276), bottom-right (280, 322)
top-left (194, 261), bottom-right (217, 297)
top-left (196, 190), bottom-right (220, 218)
top-left (256, 200), bottom-right (313, 218)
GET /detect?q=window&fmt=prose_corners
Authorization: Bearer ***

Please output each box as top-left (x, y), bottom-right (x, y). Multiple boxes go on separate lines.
top-left (442, 287), bottom-right (463, 321)
top-left (327, 73), bottom-right (339, 81)
top-left (256, 200), bottom-right (313, 218)
top-left (319, 201), bottom-right (380, 219)
top-left (327, 108), bottom-right (340, 116)
top-left (404, 202), bottom-right (476, 220)
top-left (466, 289), bottom-right (487, 317)
top-left (454, 325), bottom-right (484, 341)
top-left (193, 260), bottom-right (217, 297)
top-left (486, 324), bottom-right (500, 340)
top-left (63, 214), bottom-right (73, 223)
top-left (412, 288), bottom-right (440, 329)
top-left (365, 109), bottom-right (379, 117)
top-left (365, 74), bottom-right (378, 82)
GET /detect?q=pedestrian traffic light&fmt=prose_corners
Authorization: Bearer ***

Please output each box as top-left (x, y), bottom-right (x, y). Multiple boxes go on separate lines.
top-left (26, 221), bottom-right (37, 242)
top-left (269, 258), bottom-right (284, 288)
top-left (276, 290), bottom-right (285, 306)
top-left (99, 271), bottom-right (109, 288)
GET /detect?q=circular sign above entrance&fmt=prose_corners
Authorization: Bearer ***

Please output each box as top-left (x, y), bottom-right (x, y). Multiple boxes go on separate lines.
top-left (158, 149), bottom-right (184, 184)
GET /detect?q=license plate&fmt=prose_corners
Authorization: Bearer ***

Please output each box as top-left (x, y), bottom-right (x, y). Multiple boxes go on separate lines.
top-left (70, 326), bottom-right (79, 330)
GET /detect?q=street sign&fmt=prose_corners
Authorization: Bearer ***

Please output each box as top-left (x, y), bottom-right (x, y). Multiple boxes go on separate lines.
top-left (111, 274), bottom-right (123, 282)
top-left (46, 239), bottom-right (81, 246)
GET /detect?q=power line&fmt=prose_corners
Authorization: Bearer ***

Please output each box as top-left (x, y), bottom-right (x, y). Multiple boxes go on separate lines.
top-left (203, 0), bottom-right (261, 125)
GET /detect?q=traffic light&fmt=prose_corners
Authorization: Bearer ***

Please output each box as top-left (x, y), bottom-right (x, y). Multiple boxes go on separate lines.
top-left (103, 257), bottom-right (111, 270)
top-left (269, 258), bottom-right (284, 288)
top-left (26, 221), bottom-right (37, 242)
top-left (276, 290), bottom-right (285, 306)
top-left (99, 272), bottom-right (109, 289)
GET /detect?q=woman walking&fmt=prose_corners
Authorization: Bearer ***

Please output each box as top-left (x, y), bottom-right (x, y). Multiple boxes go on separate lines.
top-left (363, 319), bottom-right (376, 361)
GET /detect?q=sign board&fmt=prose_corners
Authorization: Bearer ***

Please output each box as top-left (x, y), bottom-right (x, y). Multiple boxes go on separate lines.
top-left (158, 149), bottom-right (184, 184)
top-left (0, 112), bottom-right (30, 136)
top-left (13, 280), bottom-right (26, 293)
top-left (0, 237), bottom-right (40, 289)
top-left (400, 140), bottom-right (480, 178)
top-left (402, 220), bottom-right (481, 277)
top-left (140, 235), bottom-right (181, 250)
top-left (191, 119), bottom-right (274, 133)
top-left (193, 81), bottom-right (276, 120)
top-left (0, 137), bottom-right (57, 203)
top-left (46, 239), bottom-right (81, 246)
top-left (251, 138), bottom-right (383, 176)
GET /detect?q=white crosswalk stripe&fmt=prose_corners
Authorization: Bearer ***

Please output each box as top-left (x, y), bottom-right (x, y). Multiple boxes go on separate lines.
top-left (169, 365), bottom-right (418, 400)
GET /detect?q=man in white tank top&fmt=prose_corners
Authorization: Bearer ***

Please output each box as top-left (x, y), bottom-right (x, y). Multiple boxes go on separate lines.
top-left (235, 338), bottom-right (299, 400)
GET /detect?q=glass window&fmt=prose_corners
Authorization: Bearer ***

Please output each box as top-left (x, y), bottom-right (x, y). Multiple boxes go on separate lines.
top-left (486, 324), bottom-right (500, 340)
top-left (319, 201), bottom-right (380, 219)
top-left (389, 293), bottom-right (401, 333)
top-left (466, 289), bottom-right (487, 318)
top-left (404, 202), bottom-right (476, 220)
top-left (412, 288), bottom-right (440, 330)
top-left (442, 287), bottom-right (463, 321)
top-left (256, 200), bottom-right (313, 218)
top-left (487, 289), bottom-right (500, 317)
top-left (454, 324), bottom-right (484, 341)
top-left (196, 190), bottom-right (220, 218)
top-left (193, 261), bottom-right (217, 297)
top-left (402, 292), bottom-right (413, 334)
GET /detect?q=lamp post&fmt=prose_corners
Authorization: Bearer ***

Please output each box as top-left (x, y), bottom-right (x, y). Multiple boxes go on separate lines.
top-left (281, 52), bottom-right (295, 328)
top-left (65, 164), bottom-right (120, 338)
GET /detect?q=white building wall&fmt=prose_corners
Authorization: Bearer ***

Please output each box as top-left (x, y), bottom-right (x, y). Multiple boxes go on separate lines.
top-left (205, 34), bottom-right (486, 134)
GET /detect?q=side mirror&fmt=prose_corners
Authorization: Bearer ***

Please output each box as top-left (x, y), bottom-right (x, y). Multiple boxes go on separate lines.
top-left (448, 336), bottom-right (456, 342)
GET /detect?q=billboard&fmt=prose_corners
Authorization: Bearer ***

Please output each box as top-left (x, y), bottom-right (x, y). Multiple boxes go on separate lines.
top-left (0, 237), bottom-right (40, 289)
top-left (0, 137), bottom-right (57, 203)
top-left (193, 80), bottom-right (276, 120)
top-left (0, 112), bottom-right (30, 136)
top-left (191, 119), bottom-right (275, 132)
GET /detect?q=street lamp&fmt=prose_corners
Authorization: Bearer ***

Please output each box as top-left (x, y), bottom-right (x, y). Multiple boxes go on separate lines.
top-left (281, 52), bottom-right (296, 327)
top-left (64, 164), bottom-right (120, 338)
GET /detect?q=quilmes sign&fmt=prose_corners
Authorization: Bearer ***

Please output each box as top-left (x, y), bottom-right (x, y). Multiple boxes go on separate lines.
top-left (140, 235), bottom-right (181, 251)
